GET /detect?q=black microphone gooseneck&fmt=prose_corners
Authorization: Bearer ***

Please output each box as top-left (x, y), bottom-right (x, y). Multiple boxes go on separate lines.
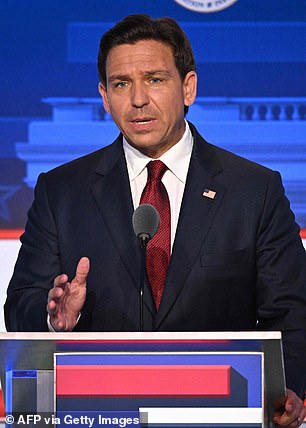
top-left (132, 204), bottom-right (160, 331)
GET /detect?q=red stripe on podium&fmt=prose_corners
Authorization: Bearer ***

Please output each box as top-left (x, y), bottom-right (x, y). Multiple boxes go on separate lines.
top-left (56, 364), bottom-right (231, 397)
top-left (0, 229), bottom-right (24, 239)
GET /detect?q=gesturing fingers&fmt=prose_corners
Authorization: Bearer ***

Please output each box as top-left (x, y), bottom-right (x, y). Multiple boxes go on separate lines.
top-left (47, 274), bottom-right (68, 312)
top-left (54, 273), bottom-right (69, 288)
top-left (73, 257), bottom-right (90, 285)
top-left (47, 285), bottom-right (65, 311)
top-left (47, 257), bottom-right (90, 331)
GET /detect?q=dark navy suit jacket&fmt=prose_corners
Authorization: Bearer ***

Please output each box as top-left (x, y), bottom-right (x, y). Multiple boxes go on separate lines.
top-left (5, 123), bottom-right (306, 397)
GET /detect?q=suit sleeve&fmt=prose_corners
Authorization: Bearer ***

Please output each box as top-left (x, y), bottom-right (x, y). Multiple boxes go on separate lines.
top-left (256, 171), bottom-right (306, 399)
top-left (4, 173), bottom-right (61, 331)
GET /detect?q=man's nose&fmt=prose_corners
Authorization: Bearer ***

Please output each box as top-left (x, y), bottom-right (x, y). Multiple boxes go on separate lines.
top-left (131, 82), bottom-right (149, 108)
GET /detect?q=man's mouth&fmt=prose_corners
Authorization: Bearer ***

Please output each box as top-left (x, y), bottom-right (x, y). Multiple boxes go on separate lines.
top-left (131, 118), bottom-right (154, 124)
top-left (128, 118), bottom-right (157, 131)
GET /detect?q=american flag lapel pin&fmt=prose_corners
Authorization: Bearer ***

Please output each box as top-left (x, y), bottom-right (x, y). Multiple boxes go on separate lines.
top-left (203, 188), bottom-right (216, 199)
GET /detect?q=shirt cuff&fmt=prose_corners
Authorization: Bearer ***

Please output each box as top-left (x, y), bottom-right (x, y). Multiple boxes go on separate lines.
top-left (47, 313), bottom-right (81, 332)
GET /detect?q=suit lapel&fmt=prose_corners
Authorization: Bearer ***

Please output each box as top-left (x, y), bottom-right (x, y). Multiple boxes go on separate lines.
top-left (155, 126), bottom-right (226, 328)
top-left (91, 136), bottom-right (156, 315)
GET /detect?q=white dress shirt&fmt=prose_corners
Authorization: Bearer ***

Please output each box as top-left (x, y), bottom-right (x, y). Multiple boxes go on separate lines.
top-left (123, 120), bottom-right (194, 251)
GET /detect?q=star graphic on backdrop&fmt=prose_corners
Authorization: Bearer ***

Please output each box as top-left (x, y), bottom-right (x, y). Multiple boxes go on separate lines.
top-left (0, 185), bottom-right (21, 222)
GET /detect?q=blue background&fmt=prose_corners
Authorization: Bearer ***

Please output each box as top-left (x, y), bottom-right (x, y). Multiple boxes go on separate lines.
top-left (0, 0), bottom-right (305, 229)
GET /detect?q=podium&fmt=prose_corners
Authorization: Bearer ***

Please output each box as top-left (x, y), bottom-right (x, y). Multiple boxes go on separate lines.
top-left (0, 332), bottom-right (286, 427)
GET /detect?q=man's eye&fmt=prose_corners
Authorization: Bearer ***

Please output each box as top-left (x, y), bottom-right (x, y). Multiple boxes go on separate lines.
top-left (149, 78), bottom-right (162, 84)
top-left (115, 81), bottom-right (128, 88)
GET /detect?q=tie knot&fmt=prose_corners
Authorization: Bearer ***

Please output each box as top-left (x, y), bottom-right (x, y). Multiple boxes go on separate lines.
top-left (147, 160), bottom-right (167, 181)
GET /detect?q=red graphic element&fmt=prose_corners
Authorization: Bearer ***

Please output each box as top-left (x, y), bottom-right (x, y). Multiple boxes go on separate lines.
top-left (56, 364), bottom-right (231, 397)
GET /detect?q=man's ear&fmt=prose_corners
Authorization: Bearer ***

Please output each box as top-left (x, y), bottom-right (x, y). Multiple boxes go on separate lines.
top-left (98, 82), bottom-right (110, 113)
top-left (183, 71), bottom-right (197, 107)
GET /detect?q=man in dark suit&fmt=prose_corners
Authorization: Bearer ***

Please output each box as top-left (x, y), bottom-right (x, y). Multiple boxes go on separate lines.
top-left (5, 14), bottom-right (306, 425)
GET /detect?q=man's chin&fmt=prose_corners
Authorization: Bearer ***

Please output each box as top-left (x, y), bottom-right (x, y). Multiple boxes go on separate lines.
top-left (125, 138), bottom-right (166, 158)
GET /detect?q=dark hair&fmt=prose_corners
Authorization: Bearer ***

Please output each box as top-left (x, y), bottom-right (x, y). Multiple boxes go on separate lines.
top-left (97, 14), bottom-right (196, 86)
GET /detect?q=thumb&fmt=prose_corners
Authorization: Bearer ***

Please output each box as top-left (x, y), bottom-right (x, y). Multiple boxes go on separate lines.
top-left (285, 401), bottom-right (294, 414)
top-left (74, 257), bottom-right (90, 285)
top-left (285, 389), bottom-right (297, 414)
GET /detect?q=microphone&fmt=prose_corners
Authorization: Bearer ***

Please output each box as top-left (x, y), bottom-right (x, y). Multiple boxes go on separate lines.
top-left (132, 204), bottom-right (160, 331)
top-left (132, 204), bottom-right (160, 247)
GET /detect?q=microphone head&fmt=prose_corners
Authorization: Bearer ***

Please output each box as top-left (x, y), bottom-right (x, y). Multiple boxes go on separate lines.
top-left (132, 204), bottom-right (160, 243)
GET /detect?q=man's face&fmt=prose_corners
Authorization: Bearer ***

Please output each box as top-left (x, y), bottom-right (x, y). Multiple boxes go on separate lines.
top-left (99, 40), bottom-right (197, 158)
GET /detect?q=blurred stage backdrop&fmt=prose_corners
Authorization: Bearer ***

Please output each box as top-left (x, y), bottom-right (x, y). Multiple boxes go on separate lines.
top-left (0, 0), bottom-right (305, 331)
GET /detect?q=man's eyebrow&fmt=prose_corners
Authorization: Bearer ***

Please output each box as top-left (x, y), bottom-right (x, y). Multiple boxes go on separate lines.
top-left (108, 74), bottom-right (130, 83)
top-left (108, 70), bottom-right (171, 82)
top-left (143, 70), bottom-right (171, 77)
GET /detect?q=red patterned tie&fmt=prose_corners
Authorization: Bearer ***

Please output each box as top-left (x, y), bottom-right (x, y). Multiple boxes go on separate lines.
top-left (140, 160), bottom-right (171, 309)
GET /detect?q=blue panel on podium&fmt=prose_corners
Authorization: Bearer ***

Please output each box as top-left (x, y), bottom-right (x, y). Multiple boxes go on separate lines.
top-left (55, 352), bottom-right (263, 427)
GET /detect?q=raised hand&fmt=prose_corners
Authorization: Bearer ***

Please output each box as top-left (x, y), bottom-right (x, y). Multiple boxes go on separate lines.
top-left (47, 257), bottom-right (90, 331)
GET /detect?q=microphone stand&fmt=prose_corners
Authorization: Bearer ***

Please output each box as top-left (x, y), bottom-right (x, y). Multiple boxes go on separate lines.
top-left (138, 234), bottom-right (149, 332)
top-left (132, 204), bottom-right (160, 332)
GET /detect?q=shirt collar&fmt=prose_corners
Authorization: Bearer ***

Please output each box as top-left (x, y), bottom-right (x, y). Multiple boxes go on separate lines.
top-left (123, 120), bottom-right (193, 183)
